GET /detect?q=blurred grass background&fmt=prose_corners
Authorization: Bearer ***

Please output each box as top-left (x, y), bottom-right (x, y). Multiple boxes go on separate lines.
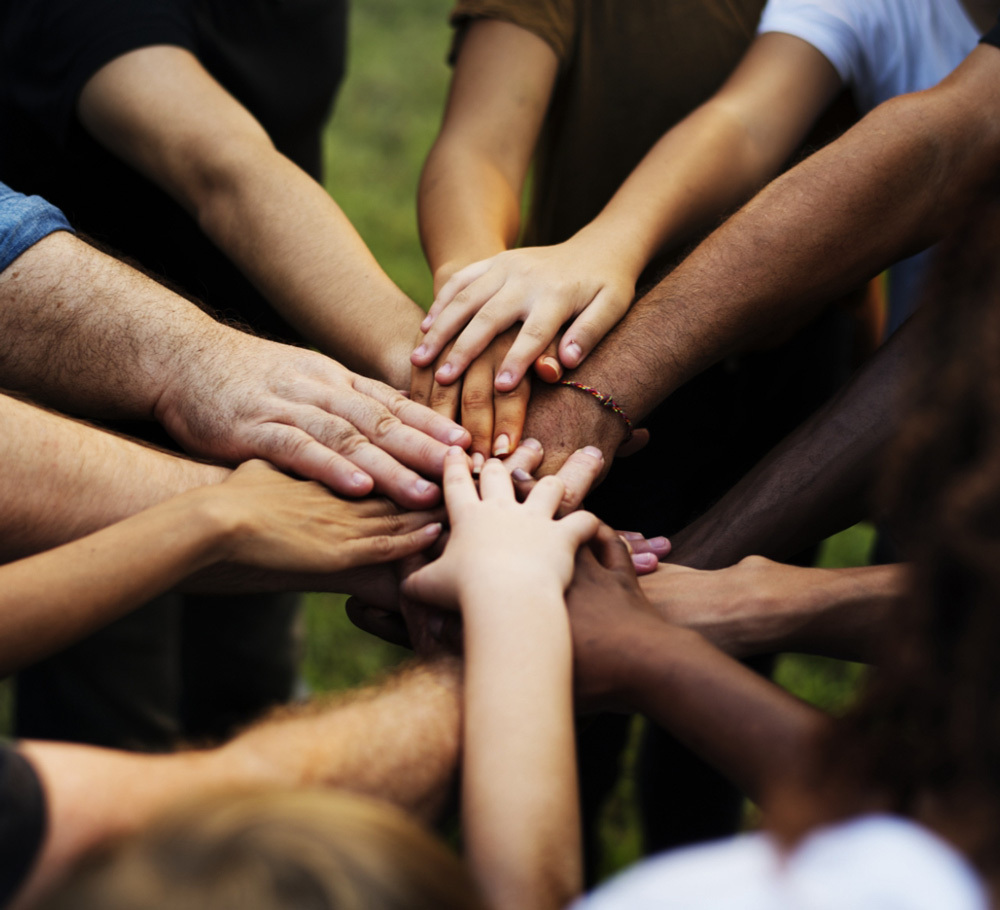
top-left (0, 0), bottom-right (876, 881)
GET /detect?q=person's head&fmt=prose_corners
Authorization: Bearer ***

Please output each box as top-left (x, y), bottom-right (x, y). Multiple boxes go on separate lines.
top-left (37, 788), bottom-right (483, 910)
top-left (775, 182), bottom-right (1000, 880)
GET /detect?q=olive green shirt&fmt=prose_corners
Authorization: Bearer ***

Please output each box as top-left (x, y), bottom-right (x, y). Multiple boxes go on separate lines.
top-left (450, 0), bottom-right (767, 246)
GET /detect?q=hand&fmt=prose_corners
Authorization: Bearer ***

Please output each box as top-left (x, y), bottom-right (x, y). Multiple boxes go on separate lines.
top-left (412, 238), bottom-right (636, 391)
top-left (565, 524), bottom-right (662, 712)
top-left (411, 327), bottom-right (532, 461)
top-left (639, 556), bottom-right (827, 657)
top-left (155, 328), bottom-right (471, 509)
top-left (402, 447), bottom-right (600, 611)
top-left (196, 460), bottom-right (444, 574)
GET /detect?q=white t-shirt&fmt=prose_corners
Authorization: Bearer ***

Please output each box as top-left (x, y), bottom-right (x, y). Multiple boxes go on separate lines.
top-left (757, 0), bottom-right (980, 331)
top-left (575, 815), bottom-right (988, 910)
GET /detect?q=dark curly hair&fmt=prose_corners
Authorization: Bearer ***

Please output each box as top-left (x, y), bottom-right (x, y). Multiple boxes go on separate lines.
top-left (777, 180), bottom-right (1000, 881)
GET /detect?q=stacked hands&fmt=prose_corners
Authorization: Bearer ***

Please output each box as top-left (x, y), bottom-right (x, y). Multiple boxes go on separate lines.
top-left (408, 242), bottom-right (638, 461)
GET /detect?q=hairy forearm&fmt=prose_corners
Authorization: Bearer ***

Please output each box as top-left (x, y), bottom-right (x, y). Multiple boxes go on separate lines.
top-left (0, 393), bottom-right (228, 561)
top-left (668, 313), bottom-right (916, 569)
top-left (16, 657), bottom-right (461, 905)
top-left (418, 146), bottom-right (522, 289)
top-left (569, 60), bottom-right (1000, 424)
top-left (0, 231), bottom-right (227, 417)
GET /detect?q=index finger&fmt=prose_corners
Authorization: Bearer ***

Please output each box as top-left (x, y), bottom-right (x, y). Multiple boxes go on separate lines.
top-left (442, 445), bottom-right (481, 512)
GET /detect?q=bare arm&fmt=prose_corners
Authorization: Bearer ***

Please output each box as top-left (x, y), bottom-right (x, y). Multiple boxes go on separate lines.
top-left (417, 33), bottom-right (842, 384)
top-left (640, 557), bottom-right (909, 663)
top-left (417, 18), bottom-right (557, 290)
top-left (568, 531), bottom-right (828, 804)
top-left (0, 230), bottom-right (469, 507)
top-left (14, 657), bottom-right (461, 906)
top-left (525, 44), bottom-right (1000, 474)
top-left (77, 46), bottom-right (420, 388)
top-left (668, 309), bottom-right (917, 570)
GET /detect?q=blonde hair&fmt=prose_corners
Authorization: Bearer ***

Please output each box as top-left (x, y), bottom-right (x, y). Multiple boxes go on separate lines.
top-left (38, 789), bottom-right (483, 910)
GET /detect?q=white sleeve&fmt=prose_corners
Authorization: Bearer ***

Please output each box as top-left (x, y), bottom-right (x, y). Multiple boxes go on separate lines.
top-left (756, 0), bottom-right (863, 87)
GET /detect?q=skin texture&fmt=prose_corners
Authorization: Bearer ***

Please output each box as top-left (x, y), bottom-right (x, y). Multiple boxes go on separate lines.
top-left (415, 31), bottom-right (842, 389)
top-left (0, 230), bottom-right (470, 508)
top-left (522, 43), bottom-right (1000, 478)
top-left (566, 529), bottom-right (828, 804)
top-left (0, 458), bottom-right (443, 676)
top-left (13, 657), bottom-right (462, 908)
top-left (403, 450), bottom-right (596, 910)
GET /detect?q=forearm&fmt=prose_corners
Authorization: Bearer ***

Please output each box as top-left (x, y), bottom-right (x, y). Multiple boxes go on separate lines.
top-left (0, 490), bottom-right (234, 676)
top-left (418, 146), bottom-right (521, 291)
top-left (570, 60), bottom-right (1000, 423)
top-left (0, 231), bottom-right (228, 417)
top-left (0, 393), bottom-right (229, 561)
top-left (614, 618), bottom-right (828, 804)
top-left (195, 149), bottom-right (419, 387)
top-left (669, 313), bottom-right (916, 569)
top-left (641, 560), bottom-right (910, 662)
top-left (16, 657), bottom-right (461, 904)
top-left (463, 592), bottom-right (581, 910)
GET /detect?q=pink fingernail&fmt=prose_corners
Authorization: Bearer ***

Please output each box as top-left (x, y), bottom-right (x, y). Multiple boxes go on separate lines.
top-left (414, 479), bottom-right (434, 495)
top-left (493, 434), bottom-right (511, 456)
top-left (512, 468), bottom-right (532, 482)
top-left (425, 522), bottom-right (443, 536)
top-left (471, 452), bottom-right (485, 474)
top-left (437, 363), bottom-right (455, 380)
top-left (649, 536), bottom-right (670, 551)
top-left (414, 344), bottom-right (428, 358)
top-left (496, 371), bottom-right (514, 387)
top-left (447, 427), bottom-right (467, 444)
top-left (420, 315), bottom-right (432, 330)
top-left (352, 472), bottom-right (369, 487)
top-left (522, 438), bottom-right (542, 452)
top-left (565, 341), bottom-right (583, 364)
top-left (582, 446), bottom-right (603, 459)
top-left (633, 552), bottom-right (658, 568)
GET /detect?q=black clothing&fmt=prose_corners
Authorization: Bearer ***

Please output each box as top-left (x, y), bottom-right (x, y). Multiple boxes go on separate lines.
top-left (0, 745), bottom-right (45, 905)
top-left (982, 15), bottom-right (1000, 48)
top-left (0, 0), bottom-right (345, 750)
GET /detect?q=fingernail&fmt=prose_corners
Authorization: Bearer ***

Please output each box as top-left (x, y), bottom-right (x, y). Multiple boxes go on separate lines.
top-left (621, 531), bottom-right (644, 541)
top-left (633, 552), bottom-right (658, 569)
top-left (446, 445), bottom-right (465, 457)
top-left (414, 479), bottom-right (434, 496)
top-left (493, 433), bottom-right (510, 456)
top-left (437, 363), bottom-right (454, 380)
top-left (496, 371), bottom-right (514, 387)
top-left (471, 452), bottom-right (485, 474)
top-left (352, 472), bottom-right (369, 488)
top-left (420, 315), bottom-right (432, 330)
top-left (425, 522), bottom-right (443, 537)
top-left (582, 446), bottom-right (603, 460)
top-left (648, 536), bottom-right (670, 551)
top-left (512, 468), bottom-right (532, 482)
top-left (447, 427), bottom-right (467, 444)
top-left (566, 341), bottom-right (583, 364)
top-left (414, 343), bottom-right (428, 358)
top-left (539, 356), bottom-right (562, 377)
top-left (522, 437), bottom-right (542, 452)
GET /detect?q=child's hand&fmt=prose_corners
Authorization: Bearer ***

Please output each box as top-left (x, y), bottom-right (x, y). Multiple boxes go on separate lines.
top-left (402, 448), bottom-right (600, 611)
top-left (410, 238), bottom-right (635, 392)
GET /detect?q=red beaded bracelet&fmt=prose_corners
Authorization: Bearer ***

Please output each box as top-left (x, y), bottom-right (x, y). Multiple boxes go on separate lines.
top-left (558, 380), bottom-right (634, 442)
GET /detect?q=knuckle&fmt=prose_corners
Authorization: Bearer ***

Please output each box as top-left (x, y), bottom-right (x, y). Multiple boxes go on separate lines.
top-left (369, 412), bottom-right (401, 441)
top-left (461, 386), bottom-right (493, 410)
top-left (369, 535), bottom-right (398, 558)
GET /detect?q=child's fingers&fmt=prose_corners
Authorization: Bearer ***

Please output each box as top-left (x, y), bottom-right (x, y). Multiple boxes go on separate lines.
top-left (559, 288), bottom-right (632, 369)
top-left (523, 474), bottom-right (568, 517)
top-left (425, 258), bottom-right (496, 326)
top-left (478, 457), bottom-right (516, 502)
top-left (559, 509), bottom-right (602, 550)
top-left (550, 446), bottom-right (605, 516)
top-left (494, 306), bottom-right (578, 392)
top-left (441, 445), bottom-right (480, 510)
top-left (414, 284), bottom-right (500, 369)
top-left (490, 373), bottom-right (531, 457)
top-left (433, 294), bottom-right (522, 385)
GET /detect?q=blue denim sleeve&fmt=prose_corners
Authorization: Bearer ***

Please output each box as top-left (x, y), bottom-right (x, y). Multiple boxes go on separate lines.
top-left (0, 181), bottom-right (75, 274)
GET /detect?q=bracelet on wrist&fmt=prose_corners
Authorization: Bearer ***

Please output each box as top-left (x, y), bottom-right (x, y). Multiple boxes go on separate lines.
top-left (558, 380), bottom-right (634, 442)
